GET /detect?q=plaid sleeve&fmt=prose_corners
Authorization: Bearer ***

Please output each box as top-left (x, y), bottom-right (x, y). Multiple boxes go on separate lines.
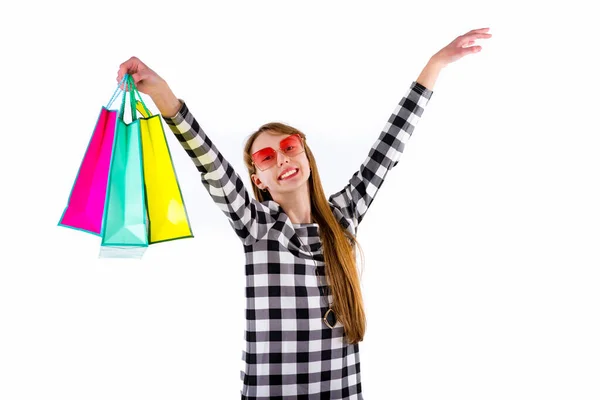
top-left (329, 81), bottom-right (434, 227)
top-left (162, 101), bottom-right (276, 245)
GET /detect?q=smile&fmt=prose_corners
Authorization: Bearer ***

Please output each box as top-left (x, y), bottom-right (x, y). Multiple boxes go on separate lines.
top-left (279, 168), bottom-right (299, 180)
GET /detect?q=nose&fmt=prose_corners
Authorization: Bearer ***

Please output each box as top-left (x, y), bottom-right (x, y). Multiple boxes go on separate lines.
top-left (277, 150), bottom-right (290, 166)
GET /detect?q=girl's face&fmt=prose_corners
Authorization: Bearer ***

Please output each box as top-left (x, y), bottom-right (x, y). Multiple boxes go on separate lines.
top-left (250, 131), bottom-right (311, 196)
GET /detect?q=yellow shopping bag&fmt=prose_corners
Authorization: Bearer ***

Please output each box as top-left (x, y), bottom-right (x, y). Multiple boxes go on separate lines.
top-left (131, 81), bottom-right (193, 244)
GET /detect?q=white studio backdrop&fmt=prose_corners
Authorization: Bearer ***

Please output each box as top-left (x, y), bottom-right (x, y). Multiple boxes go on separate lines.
top-left (1, 0), bottom-right (599, 399)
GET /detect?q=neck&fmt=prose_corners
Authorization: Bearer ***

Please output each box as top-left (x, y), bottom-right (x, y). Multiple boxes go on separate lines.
top-left (270, 181), bottom-right (313, 224)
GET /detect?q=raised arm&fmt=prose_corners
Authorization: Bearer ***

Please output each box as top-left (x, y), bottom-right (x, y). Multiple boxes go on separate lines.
top-left (162, 102), bottom-right (277, 245)
top-left (328, 27), bottom-right (492, 227)
top-left (117, 57), bottom-right (276, 245)
top-left (328, 80), bottom-right (434, 227)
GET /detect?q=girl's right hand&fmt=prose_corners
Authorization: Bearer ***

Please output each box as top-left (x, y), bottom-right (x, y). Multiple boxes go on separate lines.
top-left (116, 56), bottom-right (166, 97)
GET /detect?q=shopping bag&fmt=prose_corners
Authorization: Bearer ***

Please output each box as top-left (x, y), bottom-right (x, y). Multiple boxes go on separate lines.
top-left (130, 81), bottom-right (194, 244)
top-left (58, 77), bottom-right (126, 235)
top-left (99, 75), bottom-right (148, 258)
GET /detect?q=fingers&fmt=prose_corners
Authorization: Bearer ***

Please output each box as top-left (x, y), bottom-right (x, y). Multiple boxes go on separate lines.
top-left (459, 28), bottom-right (491, 41)
top-left (116, 67), bottom-right (129, 86)
top-left (461, 32), bottom-right (492, 41)
top-left (116, 56), bottom-right (145, 84)
top-left (457, 32), bottom-right (492, 48)
top-left (131, 70), bottom-right (151, 85)
top-left (468, 27), bottom-right (490, 34)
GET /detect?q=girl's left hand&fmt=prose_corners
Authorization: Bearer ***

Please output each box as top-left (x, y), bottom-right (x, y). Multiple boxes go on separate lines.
top-left (432, 27), bottom-right (492, 67)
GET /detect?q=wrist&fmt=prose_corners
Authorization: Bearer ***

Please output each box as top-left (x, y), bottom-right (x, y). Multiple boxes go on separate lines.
top-left (151, 83), bottom-right (181, 118)
top-left (416, 59), bottom-right (443, 91)
top-left (429, 54), bottom-right (447, 70)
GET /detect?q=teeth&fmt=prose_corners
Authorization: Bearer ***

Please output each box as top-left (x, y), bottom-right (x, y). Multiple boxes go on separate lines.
top-left (280, 169), bottom-right (297, 179)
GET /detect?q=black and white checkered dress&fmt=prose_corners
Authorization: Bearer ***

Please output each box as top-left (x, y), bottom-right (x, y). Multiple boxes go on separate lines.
top-left (163, 81), bottom-right (433, 399)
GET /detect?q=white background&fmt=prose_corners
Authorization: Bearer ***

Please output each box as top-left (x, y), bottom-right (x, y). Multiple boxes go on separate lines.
top-left (1, 0), bottom-right (599, 399)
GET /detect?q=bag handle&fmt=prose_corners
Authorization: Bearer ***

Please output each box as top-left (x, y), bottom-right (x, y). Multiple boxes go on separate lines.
top-left (126, 75), bottom-right (153, 118)
top-left (127, 75), bottom-right (137, 121)
top-left (114, 74), bottom-right (139, 122)
top-left (109, 74), bottom-right (154, 121)
top-left (106, 75), bottom-right (129, 109)
top-left (117, 74), bottom-right (132, 121)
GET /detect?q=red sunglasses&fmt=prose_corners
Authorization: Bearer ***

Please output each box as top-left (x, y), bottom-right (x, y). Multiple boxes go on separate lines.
top-left (251, 134), bottom-right (305, 171)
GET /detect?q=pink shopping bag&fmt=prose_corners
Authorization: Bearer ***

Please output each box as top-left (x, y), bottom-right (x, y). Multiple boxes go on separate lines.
top-left (58, 77), bottom-right (126, 235)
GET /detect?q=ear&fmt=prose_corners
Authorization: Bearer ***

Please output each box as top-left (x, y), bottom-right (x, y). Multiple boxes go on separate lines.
top-left (251, 173), bottom-right (266, 190)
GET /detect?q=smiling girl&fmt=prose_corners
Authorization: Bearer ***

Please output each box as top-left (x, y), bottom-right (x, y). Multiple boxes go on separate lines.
top-left (117, 27), bottom-right (491, 399)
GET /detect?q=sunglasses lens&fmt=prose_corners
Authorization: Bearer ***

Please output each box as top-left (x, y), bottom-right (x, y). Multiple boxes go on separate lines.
top-left (252, 148), bottom-right (276, 170)
top-left (280, 135), bottom-right (303, 156)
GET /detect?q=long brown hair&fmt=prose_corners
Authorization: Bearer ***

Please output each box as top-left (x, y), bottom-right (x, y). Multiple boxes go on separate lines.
top-left (243, 122), bottom-right (366, 344)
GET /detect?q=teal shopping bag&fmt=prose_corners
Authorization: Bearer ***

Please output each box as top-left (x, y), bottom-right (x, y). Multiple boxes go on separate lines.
top-left (99, 75), bottom-right (148, 259)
